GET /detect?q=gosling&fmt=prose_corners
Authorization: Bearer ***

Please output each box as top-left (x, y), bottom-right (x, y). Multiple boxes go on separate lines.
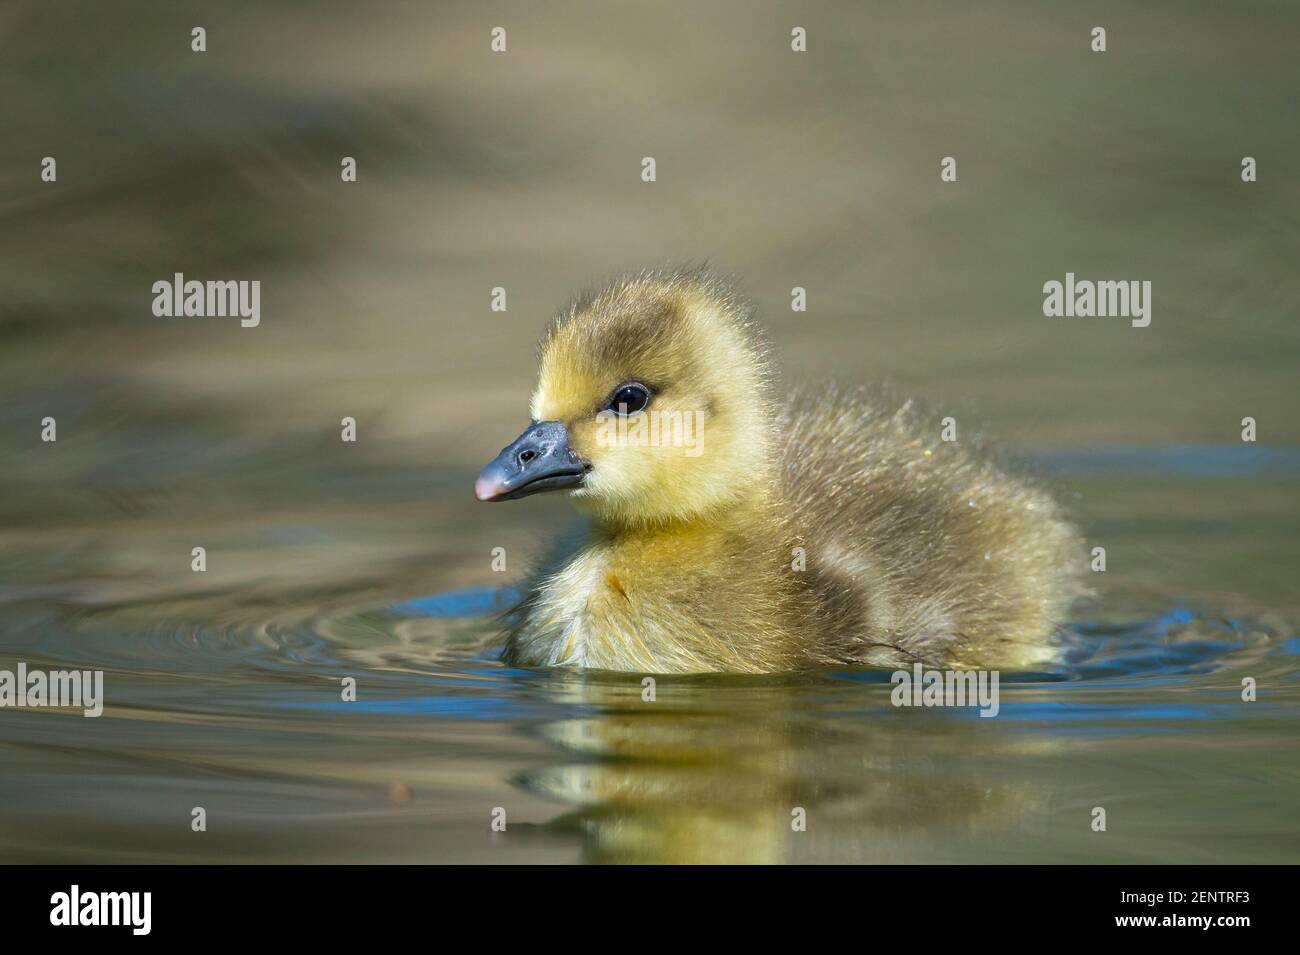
top-left (475, 267), bottom-right (1083, 674)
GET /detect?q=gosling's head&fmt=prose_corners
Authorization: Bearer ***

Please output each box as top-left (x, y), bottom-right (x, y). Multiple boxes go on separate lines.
top-left (475, 268), bottom-right (775, 527)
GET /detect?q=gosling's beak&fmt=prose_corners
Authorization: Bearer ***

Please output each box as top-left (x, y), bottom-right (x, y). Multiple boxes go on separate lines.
top-left (475, 420), bottom-right (589, 502)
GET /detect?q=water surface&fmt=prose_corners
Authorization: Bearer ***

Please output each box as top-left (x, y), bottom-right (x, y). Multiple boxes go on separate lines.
top-left (1, 454), bottom-right (1296, 863)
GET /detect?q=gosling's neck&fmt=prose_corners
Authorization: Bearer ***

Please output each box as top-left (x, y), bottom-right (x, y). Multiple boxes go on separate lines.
top-left (580, 473), bottom-right (783, 545)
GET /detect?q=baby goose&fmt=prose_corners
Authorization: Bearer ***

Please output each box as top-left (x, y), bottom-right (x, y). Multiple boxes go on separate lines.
top-left (475, 268), bottom-right (1082, 674)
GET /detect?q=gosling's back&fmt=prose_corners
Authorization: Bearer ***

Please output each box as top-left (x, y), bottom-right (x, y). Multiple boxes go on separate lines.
top-left (781, 384), bottom-right (1084, 669)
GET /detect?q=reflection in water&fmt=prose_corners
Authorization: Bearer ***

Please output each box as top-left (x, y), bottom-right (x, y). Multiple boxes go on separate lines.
top-left (507, 605), bottom-right (1290, 863)
top-left (0, 578), bottom-right (1294, 864)
top-left (515, 675), bottom-right (1020, 863)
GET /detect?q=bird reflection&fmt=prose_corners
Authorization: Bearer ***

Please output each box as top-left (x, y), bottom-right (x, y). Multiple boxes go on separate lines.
top-left (514, 672), bottom-right (1027, 863)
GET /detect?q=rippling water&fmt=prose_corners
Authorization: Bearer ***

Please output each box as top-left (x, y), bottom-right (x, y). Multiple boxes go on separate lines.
top-left (2, 454), bottom-right (1296, 864)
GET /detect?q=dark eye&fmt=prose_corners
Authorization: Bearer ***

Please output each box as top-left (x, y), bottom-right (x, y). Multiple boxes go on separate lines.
top-left (606, 382), bottom-right (651, 416)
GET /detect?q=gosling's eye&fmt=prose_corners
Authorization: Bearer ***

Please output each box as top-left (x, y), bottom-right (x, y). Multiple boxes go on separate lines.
top-left (606, 382), bottom-right (651, 416)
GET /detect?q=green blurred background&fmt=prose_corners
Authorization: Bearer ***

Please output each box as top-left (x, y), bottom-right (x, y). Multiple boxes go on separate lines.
top-left (3, 0), bottom-right (1297, 612)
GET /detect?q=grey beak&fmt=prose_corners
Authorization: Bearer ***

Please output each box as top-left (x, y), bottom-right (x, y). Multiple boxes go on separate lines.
top-left (475, 420), bottom-right (588, 502)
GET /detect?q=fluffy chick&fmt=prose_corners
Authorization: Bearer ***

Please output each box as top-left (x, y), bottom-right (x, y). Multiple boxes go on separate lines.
top-left (475, 267), bottom-right (1083, 673)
